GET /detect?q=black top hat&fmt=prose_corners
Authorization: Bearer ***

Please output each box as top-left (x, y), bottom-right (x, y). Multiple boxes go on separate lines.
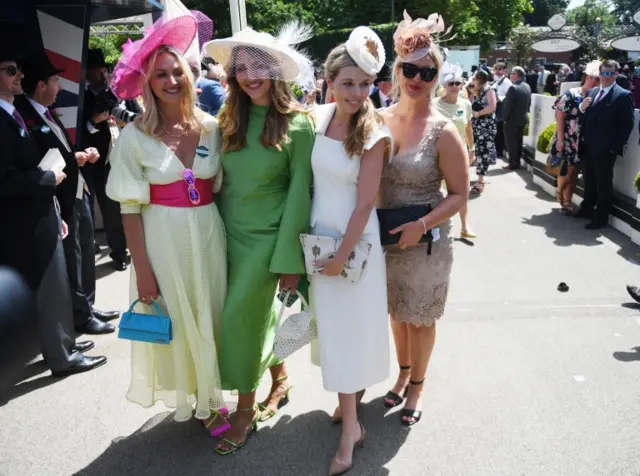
top-left (0, 43), bottom-right (22, 64)
top-left (375, 64), bottom-right (391, 84)
top-left (20, 52), bottom-right (64, 94)
top-left (87, 48), bottom-right (107, 69)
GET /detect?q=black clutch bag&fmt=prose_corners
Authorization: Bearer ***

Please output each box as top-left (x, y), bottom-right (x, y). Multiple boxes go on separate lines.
top-left (471, 101), bottom-right (484, 112)
top-left (377, 205), bottom-right (433, 252)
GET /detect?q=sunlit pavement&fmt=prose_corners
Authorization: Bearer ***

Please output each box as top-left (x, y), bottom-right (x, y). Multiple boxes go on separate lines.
top-left (1, 165), bottom-right (640, 476)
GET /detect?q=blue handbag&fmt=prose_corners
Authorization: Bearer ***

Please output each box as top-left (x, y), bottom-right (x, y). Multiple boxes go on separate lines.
top-left (118, 299), bottom-right (172, 345)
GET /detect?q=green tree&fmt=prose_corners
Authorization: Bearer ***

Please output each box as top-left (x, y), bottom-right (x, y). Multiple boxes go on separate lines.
top-left (508, 23), bottom-right (540, 66)
top-left (611, 0), bottom-right (640, 24)
top-left (566, 0), bottom-right (618, 27)
top-left (88, 33), bottom-right (141, 66)
top-left (524, 0), bottom-right (570, 26)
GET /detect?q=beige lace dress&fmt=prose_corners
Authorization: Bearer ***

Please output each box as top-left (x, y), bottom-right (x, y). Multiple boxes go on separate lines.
top-left (379, 119), bottom-right (454, 327)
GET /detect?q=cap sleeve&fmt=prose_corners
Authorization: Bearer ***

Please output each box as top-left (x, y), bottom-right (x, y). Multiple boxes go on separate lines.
top-left (105, 123), bottom-right (149, 214)
top-left (364, 123), bottom-right (393, 162)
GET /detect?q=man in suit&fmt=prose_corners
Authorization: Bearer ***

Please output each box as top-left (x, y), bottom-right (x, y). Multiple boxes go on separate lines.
top-left (491, 62), bottom-right (513, 159)
top-left (16, 53), bottom-right (119, 335)
top-left (536, 65), bottom-right (549, 94)
top-left (0, 46), bottom-right (106, 377)
top-left (82, 49), bottom-right (134, 271)
top-left (369, 65), bottom-right (393, 109)
top-left (502, 66), bottom-right (531, 170)
top-left (578, 60), bottom-right (635, 230)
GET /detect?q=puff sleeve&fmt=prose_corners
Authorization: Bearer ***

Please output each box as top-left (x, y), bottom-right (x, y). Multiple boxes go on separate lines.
top-left (106, 123), bottom-right (149, 214)
top-left (269, 113), bottom-right (315, 275)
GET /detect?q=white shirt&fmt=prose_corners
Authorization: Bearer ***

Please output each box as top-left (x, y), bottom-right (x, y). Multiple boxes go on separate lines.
top-left (378, 89), bottom-right (391, 107)
top-left (580, 83), bottom-right (615, 112)
top-left (0, 98), bottom-right (15, 117)
top-left (492, 75), bottom-right (513, 102)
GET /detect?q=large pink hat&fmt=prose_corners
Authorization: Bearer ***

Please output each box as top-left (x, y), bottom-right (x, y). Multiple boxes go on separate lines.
top-left (112, 15), bottom-right (197, 100)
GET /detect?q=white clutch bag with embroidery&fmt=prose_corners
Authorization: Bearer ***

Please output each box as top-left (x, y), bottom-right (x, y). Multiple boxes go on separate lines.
top-left (299, 233), bottom-right (372, 284)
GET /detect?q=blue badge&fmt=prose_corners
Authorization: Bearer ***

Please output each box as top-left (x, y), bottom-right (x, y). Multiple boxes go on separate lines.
top-left (41, 125), bottom-right (51, 134)
top-left (196, 145), bottom-right (209, 157)
top-left (19, 128), bottom-right (26, 138)
top-left (457, 109), bottom-right (464, 116)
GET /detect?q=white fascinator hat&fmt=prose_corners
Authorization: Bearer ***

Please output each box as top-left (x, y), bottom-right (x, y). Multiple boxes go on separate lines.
top-left (204, 21), bottom-right (313, 82)
top-left (345, 26), bottom-right (386, 76)
top-left (584, 60), bottom-right (602, 78)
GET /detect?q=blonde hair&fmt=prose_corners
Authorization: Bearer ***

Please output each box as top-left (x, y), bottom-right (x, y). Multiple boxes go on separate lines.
top-left (218, 46), bottom-right (305, 152)
top-left (324, 44), bottom-right (384, 158)
top-left (391, 44), bottom-right (443, 100)
top-left (137, 45), bottom-right (205, 138)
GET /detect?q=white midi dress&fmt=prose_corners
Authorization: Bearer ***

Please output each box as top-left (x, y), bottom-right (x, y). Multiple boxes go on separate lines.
top-left (309, 103), bottom-right (391, 394)
top-left (106, 116), bottom-right (226, 422)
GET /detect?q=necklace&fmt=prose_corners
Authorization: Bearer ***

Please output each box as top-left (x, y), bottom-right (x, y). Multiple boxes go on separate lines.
top-left (163, 124), bottom-right (189, 138)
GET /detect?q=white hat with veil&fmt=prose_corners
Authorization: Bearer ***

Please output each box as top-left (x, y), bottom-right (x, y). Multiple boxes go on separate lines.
top-left (203, 21), bottom-right (313, 83)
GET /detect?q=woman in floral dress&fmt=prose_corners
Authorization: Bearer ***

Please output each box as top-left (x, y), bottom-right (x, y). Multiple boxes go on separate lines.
top-left (551, 60), bottom-right (601, 211)
top-left (470, 69), bottom-right (496, 193)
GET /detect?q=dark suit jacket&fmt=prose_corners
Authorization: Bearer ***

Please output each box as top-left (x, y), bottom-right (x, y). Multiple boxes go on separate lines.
top-left (580, 84), bottom-right (635, 159)
top-left (616, 74), bottom-right (630, 91)
top-left (502, 80), bottom-right (531, 128)
top-left (369, 87), bottom-right (382, 109)
top-left (0, 107), bottom-right (59, 290)
top-left (15, 95), bottom-right (79, 223)
top-left (82, 88), bottom-right (112, 163)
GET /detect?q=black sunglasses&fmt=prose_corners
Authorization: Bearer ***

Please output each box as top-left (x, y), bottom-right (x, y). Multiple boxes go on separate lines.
top-left (447, 81), bottom-right (462, 87)
top-left (401, 63), bottom-right (438, 82)
top-left (0, 65), bottom-right (20, 77)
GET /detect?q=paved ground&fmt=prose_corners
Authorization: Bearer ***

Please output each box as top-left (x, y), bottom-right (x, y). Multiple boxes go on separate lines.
top-left (2, 165), bottom-right (640, 476)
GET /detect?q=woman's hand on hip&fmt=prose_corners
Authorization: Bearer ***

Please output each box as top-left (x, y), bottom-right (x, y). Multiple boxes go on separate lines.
top-left (136, 264), bottom-right (159, 304)
top-left (279, 274), bottom-right (301, 294)
top-left (390, 220), bottom-right (425, 249)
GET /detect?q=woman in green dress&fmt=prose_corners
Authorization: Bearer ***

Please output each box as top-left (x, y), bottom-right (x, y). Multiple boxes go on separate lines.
top-left (204, 27), bottom-right (315, 455)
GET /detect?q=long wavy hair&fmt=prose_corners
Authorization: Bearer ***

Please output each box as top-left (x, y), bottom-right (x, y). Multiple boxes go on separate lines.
top-left (324, 44), bottom-right (385, 158)
top-left (137, 45), bottom-right (205, 138)
top-left (218, 46), bottom-right (305, 152)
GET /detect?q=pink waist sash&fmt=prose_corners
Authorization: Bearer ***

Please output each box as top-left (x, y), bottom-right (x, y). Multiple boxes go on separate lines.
top-left (149, 179), bottom-right (213, 208)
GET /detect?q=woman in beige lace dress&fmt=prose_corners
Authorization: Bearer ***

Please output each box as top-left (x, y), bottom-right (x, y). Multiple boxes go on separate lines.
top-left (378, 11), bottom-right (469, 425)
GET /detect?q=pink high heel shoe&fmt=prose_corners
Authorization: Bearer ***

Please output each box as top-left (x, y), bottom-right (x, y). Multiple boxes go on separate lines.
top-left (203, 407), bottom-right (231, 437)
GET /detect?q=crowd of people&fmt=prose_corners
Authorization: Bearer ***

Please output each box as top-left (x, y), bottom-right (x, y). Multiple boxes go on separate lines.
top-left (1, 8), bottom-right (639, 476)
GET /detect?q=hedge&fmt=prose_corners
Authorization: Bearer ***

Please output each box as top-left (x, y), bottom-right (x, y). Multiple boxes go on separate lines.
top-left (536, 123), bottom-right (556, 154)
top-left (302, 23), bottom-right (396, 66)
top-left (634, 171), bottom-right (640, 193)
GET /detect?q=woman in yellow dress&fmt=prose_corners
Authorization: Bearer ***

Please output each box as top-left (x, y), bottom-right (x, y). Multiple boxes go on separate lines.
top-left (106, 17), bottom-right (228, 432)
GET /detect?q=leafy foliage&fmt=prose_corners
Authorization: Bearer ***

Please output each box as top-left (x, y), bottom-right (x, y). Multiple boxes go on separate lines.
top-left (182, 0), bottom-right (533, 51)
top-left (537, 122), bottom-right (556, 153)
top-left (634, 170), bottom-right (640, 193)
top-left (508, 24), bottom-right (540, 66)
top-left (88, 33), bottom-right (140, 66)
top-left (524, 0), bottom-right (570, 26)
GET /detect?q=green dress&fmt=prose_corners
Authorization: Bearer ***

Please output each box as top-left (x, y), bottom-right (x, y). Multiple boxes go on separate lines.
top-left (217, 104), bottom-right (314, 393)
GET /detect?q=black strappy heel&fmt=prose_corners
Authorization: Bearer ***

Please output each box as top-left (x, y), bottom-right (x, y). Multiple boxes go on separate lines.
top-left (383, 365), bottom-right (411, 408)
top-left (401, 379), bottom-right (424, 426)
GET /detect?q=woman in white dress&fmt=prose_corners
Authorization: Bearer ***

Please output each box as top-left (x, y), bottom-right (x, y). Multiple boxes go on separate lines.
top-left (309, 27), bottom-right (391, 476)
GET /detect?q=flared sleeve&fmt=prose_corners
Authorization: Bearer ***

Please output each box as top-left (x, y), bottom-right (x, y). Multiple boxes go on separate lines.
top-left (269, 113), bottom-right (315, 275)
top-left (106, 123), bottom-right (149, 214)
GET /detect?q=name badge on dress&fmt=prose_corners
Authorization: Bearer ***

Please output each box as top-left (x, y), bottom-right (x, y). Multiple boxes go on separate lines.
top-left (196, 145), bottom-right (209, 157)
top-left (456, 110), bottom-right (464, 117)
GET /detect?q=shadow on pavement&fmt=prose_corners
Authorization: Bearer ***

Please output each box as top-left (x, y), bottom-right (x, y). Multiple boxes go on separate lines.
top-left (75, 397), bottom-right (409, 476)
top-left (613, 346), bottom-right (640, 362)
top-left (521, 210), bottom-right (605, 247)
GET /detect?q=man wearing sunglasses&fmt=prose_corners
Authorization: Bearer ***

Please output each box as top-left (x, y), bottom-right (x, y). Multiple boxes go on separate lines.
top-left (578, 60), bottom-right (635, 230)
top-left (0, 47), bottom-right (107, 377)
top-left (15, 53), bottom-right (120, 336)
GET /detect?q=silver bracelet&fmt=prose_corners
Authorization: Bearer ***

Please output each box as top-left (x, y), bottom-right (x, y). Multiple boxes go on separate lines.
top-left (418, 217), bottom-right (428, 234)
